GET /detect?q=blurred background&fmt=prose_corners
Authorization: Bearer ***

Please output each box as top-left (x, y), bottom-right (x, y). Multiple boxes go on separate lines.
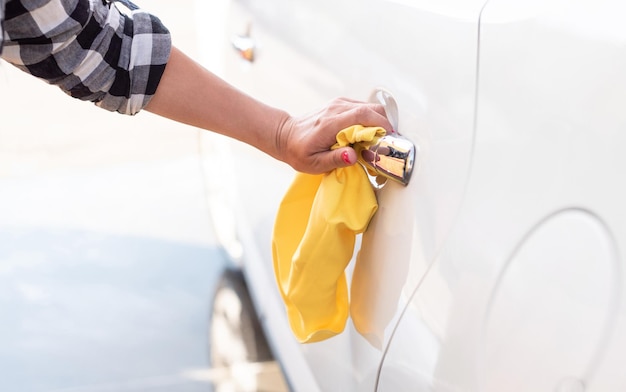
top-left (0, 0), bottom-right (281, 390)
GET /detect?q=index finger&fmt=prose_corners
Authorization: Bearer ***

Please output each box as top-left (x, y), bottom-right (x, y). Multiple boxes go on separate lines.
top-left (329, 104), bottom-right (393, 134)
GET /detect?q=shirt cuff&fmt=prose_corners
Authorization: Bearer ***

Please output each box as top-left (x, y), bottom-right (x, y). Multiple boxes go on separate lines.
top-left (86, 2), bottom-right (173, 115)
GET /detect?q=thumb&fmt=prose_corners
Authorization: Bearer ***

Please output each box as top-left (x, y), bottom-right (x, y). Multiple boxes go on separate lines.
top-left (321, 147), bottom-right (357, 172)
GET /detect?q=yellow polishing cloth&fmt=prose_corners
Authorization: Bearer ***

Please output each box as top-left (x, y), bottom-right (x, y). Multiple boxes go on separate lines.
top-left (272, 125), bottom-right (385, 343)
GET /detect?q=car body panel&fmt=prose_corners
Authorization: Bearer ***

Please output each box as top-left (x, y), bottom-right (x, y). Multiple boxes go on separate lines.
top-left (218, 0), bottom-right (626, 388)
top-left (378, 0), bottom-right (626, 390)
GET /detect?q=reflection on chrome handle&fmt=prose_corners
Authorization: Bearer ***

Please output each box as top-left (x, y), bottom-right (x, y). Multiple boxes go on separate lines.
top-left (359, 134), bottom-right (415, 186)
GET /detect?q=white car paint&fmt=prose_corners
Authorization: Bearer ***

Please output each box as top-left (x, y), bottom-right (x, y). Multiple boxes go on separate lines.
top-left (214, 0), bottom-right (626, 390)
top-left (380, 1), bottom-right (626, 391)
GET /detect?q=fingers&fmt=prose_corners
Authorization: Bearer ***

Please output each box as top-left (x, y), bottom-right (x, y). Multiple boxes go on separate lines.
top-left (310, 100), bottom-right (391, 173)
top-left (325, 98), bottom-right (393, 133)
top-left (281, 97), bottom-right (392, 174)
top-left (308, 98), bottom-right (392, 147)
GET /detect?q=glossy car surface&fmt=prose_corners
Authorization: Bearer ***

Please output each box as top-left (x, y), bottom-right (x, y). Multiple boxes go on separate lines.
top-left (213, 0), bottom-right (626, 390)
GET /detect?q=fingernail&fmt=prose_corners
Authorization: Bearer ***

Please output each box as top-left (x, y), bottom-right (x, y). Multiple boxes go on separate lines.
top-left (341, 150), bottom-right (352, 164)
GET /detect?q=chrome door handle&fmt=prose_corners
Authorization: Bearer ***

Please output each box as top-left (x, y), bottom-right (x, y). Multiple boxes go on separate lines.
top-left (361, 89), bottom-right (416, 187)
top-left (359, 134), bottom-right (415, 186)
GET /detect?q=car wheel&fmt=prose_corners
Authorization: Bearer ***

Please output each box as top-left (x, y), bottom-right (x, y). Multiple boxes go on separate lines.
top-left (209, 268), bottom-right (273, 383)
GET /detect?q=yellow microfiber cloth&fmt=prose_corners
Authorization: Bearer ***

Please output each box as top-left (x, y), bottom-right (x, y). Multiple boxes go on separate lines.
top-left (272, 125), bottom-right (386, 343)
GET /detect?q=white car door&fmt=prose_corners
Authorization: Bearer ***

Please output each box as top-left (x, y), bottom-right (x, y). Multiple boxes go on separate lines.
top-left (219, 0), bottom-right (485, 390)
top-left (378, 0), bottom-right (626, 390)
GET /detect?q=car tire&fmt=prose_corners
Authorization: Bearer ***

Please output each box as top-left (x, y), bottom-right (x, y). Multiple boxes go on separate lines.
top-left (209, 268), bottom-right (273, 369)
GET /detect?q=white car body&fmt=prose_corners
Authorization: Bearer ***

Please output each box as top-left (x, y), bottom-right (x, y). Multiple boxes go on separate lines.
top-left (210, 0), bottom-right (626, 390)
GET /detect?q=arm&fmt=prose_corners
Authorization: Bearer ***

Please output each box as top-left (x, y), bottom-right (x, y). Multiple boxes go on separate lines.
top-left (145, 47), bottom-right (392, 174)
top-left (0, 0), bottom-right (391, 173)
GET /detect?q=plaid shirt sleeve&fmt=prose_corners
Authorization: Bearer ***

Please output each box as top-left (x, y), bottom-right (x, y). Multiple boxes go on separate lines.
top-left (0, 0), bottom-right (171, 115)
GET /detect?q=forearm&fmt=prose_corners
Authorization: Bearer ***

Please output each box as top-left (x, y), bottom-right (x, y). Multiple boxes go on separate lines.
top-left (145, 46), bottom-right (391, 174)
top-left (145, 46), bottom-right (289, 161)
top-left (1, 1), bottom-right (389, 174)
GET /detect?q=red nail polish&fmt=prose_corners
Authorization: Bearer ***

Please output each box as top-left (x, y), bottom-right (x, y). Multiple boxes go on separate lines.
top-left (341, 150), bottom-right (351, 164)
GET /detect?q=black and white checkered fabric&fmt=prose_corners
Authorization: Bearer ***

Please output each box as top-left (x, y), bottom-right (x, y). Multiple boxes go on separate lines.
top-left (0, 1), bottom-right (5, 56)
top-left (0, 0), bottom-right (171, 115)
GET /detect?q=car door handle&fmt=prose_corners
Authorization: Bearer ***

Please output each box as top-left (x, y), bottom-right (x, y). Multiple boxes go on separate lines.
top-left (361, 89), bottom-right (416, 187)
top-left (359, 134), bottom-right (415, 186)
top-left (231, 23), bottom-right (255, 62)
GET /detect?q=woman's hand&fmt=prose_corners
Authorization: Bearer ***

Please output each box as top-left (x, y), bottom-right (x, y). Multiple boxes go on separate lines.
top-left (146, 48), bottom-right (391, 174)
top-left (276, 98), bottom-right (392, 174)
